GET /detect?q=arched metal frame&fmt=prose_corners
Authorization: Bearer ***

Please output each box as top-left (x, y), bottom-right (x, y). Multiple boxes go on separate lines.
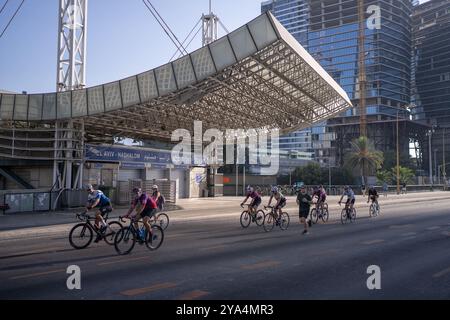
top-left (0, 12), bottom-right (352, 144)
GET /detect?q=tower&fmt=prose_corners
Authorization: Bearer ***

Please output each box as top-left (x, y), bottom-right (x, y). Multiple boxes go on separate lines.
top-left (202, 0), bottom-right (218, 46)
top-left (57, 0), bottom-right (88, 91)
top-left (54, 0), bottom-right (88, 190)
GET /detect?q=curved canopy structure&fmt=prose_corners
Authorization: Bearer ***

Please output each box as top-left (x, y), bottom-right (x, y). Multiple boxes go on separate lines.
top-left (0, 12), bottom-right (352, 141)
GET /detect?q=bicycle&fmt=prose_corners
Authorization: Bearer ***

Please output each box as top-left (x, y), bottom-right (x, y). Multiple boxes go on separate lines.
top-left (150, 211), bottom-right (170, 230)
top-left (240, 204), bottom-right (265, 228)
top-left (310, 202), bottom-right (329, 224)
top-left (339, 202), bottom-right (356, 224)
top-left (69, 211), bottom-right (122, 249)
top-left (262, 206), bottom-right (290, 232)
top-left (114, 216), bottom-right (164, 255)
top-left (369, 199), bottom-right (380, 217)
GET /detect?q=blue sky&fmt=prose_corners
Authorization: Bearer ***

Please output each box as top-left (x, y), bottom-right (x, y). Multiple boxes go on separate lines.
top-left (0, 0), bottom-right (431, 94)
top-left (0, 0), bottom-right (263, 93)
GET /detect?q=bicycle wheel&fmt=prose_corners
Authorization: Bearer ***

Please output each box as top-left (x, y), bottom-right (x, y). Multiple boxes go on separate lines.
top-left (145, 225), bottom-right (164, 251)
top-left (255, 210), bottom-right (265, 226)
top-left (69, 223), bottom-right (93, 249)
top-left (263, 214), bottom-right (275, 232)
top-left (341, 209), bottom-right (349, 225)
top-left (103, 221), bottom-right (123, 245)
top-left (240, 211), bottom-right (251, 228)
top-left (279, 212), bottom-right (290, 230)
top-left (114, 227), bottom-right (136, 255)
top-left (310, 208), bottom-right (319, 224)
top-left (155, 213), bottom-right (169, 231)
top-left (369, 204), bottom-right (375, 217)
top-left (350, 208), bottom-right (357, 222)
top-left (321, 208), bottom-right (329, 223)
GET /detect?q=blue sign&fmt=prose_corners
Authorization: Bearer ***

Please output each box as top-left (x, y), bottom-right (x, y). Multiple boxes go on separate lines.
top-left (85, 144), bottom-right (188, 168)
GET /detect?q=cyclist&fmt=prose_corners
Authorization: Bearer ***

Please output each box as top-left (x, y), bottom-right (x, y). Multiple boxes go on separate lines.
top-left (367, 185), bottom-right (379, 211)
top-left (338, 185), bottom-right (355, 218)
top-left (85, 184), bottom-right (113, 243)
top-left (267, 186), bottom-right (286, 224)
top-left (124, 187), bottom-right (158, 242)
top-left (151, 185), bottom-right (164, 211)
top-left (312, 185), bottom-right (327, 214)
top-left (241, 186), bottom-right (262, 219)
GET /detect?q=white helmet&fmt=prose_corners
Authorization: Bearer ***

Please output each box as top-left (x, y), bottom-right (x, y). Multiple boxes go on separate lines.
top-left (246, 185), bottom-right (254, 193)
top-left (152, 185), bottom-right (158, 190)
top-left (271, 186), bottom-right (279, 193)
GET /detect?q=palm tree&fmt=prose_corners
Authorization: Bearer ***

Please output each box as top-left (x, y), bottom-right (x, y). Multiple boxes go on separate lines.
top-left (376, 170), bottom-right (391, 185)
top-left (345, 136), bottom-right (384, 187)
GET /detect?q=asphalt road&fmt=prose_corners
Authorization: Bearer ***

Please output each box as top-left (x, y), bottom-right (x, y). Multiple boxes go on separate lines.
top-left (0, 197), bottom-right (449, 300)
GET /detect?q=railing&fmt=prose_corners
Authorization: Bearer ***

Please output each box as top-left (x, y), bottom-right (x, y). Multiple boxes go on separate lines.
top-left (1, 191), bottom-right (56, 213)
top-left (252, 184), bottom-right (450, 197)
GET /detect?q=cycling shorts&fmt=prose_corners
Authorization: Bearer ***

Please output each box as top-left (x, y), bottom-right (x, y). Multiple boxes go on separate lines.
top-left (346, 198), bottom-right (355, 205)
top-left (250, 197), bottom-right (261, 208)
top-left (98, 205), bottom-right (112, 216)
top-left (275, 198), bottom-right (286, 210)
top-left (140, 207), bottom-right (157, 218)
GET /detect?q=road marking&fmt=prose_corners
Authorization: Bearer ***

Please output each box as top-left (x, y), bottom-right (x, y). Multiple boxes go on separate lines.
top-left (200, 245), bottom-right (226, 252)
top-left (389, 224), bottom-right (413, 229)
top-left (177, 290), bottom-right (210, 300)
top-left (0, 246), bottom-right (69, 260)
top-left (426, 226), bottom-right (441, 231)
top-left (433, 267), bottom-right (450, 278)
top-left (10, 268), bottom-right (65, 280)
top-left (401, 232), bottom-right (417, 237)
top-left (362, 239), bottom-right (385, 245)
top-left (98, 256), bottom-right (150, 266)
top-left (241, 260), bottom-right (280, 270)
top-left (120, 282), bottom-right (177, 296)
top-left (399, 236), bottom-right (417, 241)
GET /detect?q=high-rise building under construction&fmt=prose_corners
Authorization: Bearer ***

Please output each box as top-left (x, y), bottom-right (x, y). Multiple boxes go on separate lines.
top-left (263, 0), bottom-right (429, 173)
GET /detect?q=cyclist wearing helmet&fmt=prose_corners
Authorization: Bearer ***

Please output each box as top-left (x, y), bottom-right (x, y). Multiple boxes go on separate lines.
top-left (267, 186), bottom-right (286, 222)
top-left (151, 185), bottom-right (164, 211)
top-left (124, 187), bottom-right (158, 241)
top-left (367, 185), bottom-right (379, 209)
top-left (85, 184), bottom-right (112, 243)
top-left (338, 185), bottom-right (356, 215)
top-left (312, 185), bottom-right (327, 212)
top-left (241, 186), bottom-right (261, 216)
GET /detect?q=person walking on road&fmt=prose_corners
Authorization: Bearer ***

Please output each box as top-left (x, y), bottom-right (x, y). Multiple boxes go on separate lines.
top-left (402, 182), bottom-right (407, 194)
top-left (296, 186), bottom-right (312, 235)
top-left (383, 182), bottom-right (388, 197)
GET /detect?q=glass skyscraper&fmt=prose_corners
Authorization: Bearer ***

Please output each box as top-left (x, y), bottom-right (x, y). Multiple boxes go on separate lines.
top-left (412, 0), bottom-right (450, 181)
top-left (263, 0), bottom-right (420, 168)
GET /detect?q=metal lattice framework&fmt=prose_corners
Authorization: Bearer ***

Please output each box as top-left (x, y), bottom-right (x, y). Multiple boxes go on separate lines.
top-left (1, 12), bottom-right (352, 144)
top-left (56, 0), bottom-right (87, 91)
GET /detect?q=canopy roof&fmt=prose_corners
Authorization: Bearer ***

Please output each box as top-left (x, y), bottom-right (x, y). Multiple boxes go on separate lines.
top-left (0, 12), bottom-right (352, 141)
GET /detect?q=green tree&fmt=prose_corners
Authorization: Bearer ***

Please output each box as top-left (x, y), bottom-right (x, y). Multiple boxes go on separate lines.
top-left (376, 170), bottom-right (392, 185)
top-left (344, 136), bottom-right (384, 186)
top-left (279, 163), bottom-right (355, 186)
top-left (391, 166), bottom-right (415, 185)
top-left (382, 150), bottom-right (417, 171)
top-left (291, 163), bottom-right (325, 185)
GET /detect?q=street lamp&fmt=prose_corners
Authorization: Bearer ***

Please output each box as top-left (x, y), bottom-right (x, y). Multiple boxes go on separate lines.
top-left (426, 127), bottom-right (435, 185)
top-left (396, 109), bottom-right (400, 195)
top-left (434, 149), bottom-right (438, 183)
top-left (443, 127), bottom-right (447, 189)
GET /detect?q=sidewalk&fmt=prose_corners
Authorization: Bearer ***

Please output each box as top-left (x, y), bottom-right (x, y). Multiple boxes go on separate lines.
top-left (0, 191), bottom-right (449, 233)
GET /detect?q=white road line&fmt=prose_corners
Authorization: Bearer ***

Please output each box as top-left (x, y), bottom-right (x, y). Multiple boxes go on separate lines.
top-left (362, 239), bottom-right (385, 245)
top-left (433, 267), bottom-right (450, 278)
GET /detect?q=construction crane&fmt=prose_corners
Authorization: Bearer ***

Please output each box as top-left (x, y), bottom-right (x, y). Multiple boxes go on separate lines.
top-left (358, 0), bottom-right (367, 137)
